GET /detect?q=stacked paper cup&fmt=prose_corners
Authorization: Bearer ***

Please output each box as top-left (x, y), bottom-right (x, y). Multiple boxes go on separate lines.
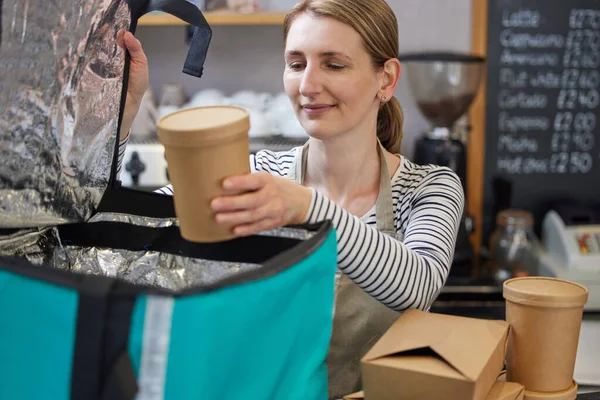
top-left (503, 277), bottom-right (589, 400)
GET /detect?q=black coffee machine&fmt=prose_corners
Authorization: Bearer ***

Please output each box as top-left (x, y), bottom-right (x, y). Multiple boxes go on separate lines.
top-left (399, 52), bottom-right (485, 277)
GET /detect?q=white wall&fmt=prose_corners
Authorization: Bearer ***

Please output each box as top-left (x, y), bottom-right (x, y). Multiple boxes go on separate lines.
top-left (135, 0), bottom-right (472, 157)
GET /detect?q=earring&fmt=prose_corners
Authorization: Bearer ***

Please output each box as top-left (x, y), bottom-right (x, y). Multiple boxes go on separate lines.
top-left (381, 95), bottom-right (387, 102)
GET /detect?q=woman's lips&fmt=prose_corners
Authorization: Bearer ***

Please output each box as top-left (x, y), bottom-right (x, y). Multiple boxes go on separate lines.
top-left (302, 104), bottom-right (336, 115)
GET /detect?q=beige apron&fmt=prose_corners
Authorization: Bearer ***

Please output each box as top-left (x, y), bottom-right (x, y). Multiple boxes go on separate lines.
top-left (287, 141), bottom-right (401, 399)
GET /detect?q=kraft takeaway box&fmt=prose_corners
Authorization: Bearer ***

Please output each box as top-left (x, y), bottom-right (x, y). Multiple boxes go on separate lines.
top-left (342, 378), bottom-right (524, 400)
top-left (343, 392), bottom-right (365, 399)
top-left (360, 309), bottom-right (510, 400)
top-left (342, 377), bottom-right (524, 400)
top-left (488, 380), bottom-right (525, 400)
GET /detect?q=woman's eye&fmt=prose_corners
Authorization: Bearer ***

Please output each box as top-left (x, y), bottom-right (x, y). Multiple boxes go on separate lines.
top-left (288, 62), bottom-right (305, 70)
top-left (328, 64), bottom-right (345, 70)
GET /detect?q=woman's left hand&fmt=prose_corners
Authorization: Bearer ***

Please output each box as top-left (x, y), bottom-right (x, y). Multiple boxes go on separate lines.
top-left (211, 172), bottom-right (313, 237)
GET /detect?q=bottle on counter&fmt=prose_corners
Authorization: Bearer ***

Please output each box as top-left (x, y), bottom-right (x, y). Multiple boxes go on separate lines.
top-left (486, 210), bottom-right (541, 285)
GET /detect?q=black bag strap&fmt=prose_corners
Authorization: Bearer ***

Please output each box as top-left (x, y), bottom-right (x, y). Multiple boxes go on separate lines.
top-left (70, 275), bottom-right (141, 400)
top-left (97, 185), bottom-right (176, 218)
top-left (129, 0), bottom-right (212, 79)
top-left (70, 276), bottom-right (116, 400)
top-left (100, 352), bottom-right (139, 400)
top-left (107, 0), bottom-right (212, 192)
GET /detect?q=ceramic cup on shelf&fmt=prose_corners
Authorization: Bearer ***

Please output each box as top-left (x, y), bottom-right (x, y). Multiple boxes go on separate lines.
top-left (226, 90), bottom-right (271, 112)
top-left (160, 83), bottom-right (188, 108)
top-left (130, 88), bottom-right (159, 141)
top-left (158, 105), bottom-right (180, 119)
top-left (266, 92), bottom-right (307, 138)
top-left (248, 109), bottom-right (277, 138)
top-left (186, 89), bottom-right (227, 109)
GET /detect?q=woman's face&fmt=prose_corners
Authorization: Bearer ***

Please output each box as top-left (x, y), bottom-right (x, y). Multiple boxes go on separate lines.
top-left (283, 13), bottom-right (383, 141)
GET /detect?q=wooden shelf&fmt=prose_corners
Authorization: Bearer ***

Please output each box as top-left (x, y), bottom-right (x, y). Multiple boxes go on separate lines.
top-left (138, 11), bottom-right (287, 26)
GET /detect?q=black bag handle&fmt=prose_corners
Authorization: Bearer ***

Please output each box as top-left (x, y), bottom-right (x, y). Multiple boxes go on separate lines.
top-left (129, 0), bottom-right (212, 79)
top-left (103, 0), bottom-right (212, 217)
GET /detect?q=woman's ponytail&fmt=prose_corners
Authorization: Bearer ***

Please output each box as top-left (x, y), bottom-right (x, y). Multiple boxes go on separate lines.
top-left (377, 96), bottom-right (404, 154)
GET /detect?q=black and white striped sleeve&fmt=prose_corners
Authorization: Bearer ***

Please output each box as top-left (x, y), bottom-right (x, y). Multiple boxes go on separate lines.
top-left (153, 154), bottom-right (263, 195)
top-left (115, 133), bottom-right (129, 179)
top-left (304, 167), bottom-right (464, 312)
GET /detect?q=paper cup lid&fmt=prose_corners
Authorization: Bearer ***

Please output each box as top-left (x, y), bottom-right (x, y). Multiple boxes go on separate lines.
top-left (503, 277), bottom-right (588, 308)
top-left (523, 381), bottom-right (578, 400)
top-left (157, 106), bottom-right (250, 146)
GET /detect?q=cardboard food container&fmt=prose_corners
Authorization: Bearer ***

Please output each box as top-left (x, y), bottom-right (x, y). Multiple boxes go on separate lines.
top-left (343, 392), bottom-right (364, 399)
top-left (157, 105), bottom-right (251, 243)
top-left (503, 277), bottom-right (588, 393)
top-left (486, 380), bottom-right (525, 400)
top-left (360, 309), bottom-right (510, 400)
top-left (342, 377), bottom-right (524, 400)
top-left (491, 373), bottom-right (525, 400)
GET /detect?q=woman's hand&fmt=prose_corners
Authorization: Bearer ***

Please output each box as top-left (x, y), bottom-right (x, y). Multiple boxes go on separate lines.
top-left (211, 172), bottom-right (313, 237)
top-left (117, 30), bottom-right (149, 140)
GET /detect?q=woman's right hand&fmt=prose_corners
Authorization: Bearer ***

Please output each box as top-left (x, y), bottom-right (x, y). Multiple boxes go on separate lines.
top-left (117, 30), bottom-right (149, 140)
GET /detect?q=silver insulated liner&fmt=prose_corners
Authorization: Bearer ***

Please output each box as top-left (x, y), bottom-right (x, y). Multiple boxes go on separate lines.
top-left (0, 0), bottom-right (131, 228)
top-left (0, 221), bottom-right (317, 291)
top-left (0, 0), bottom-right (311, 291)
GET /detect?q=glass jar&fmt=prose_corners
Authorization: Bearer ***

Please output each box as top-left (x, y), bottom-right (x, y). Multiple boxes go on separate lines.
top-left (486, 210), bottom-right (541, 285)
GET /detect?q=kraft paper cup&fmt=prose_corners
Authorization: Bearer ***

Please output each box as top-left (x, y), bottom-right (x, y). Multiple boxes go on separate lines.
top-left (157, 106), bottom-right (250, 242)
top-left (503, 277), bottom-right (588, 393)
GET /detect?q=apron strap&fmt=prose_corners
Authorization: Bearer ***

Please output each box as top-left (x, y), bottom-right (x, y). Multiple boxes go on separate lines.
top-left (374, 141), bottom-right (396, 236)
top-left (287, 143), bottom-right (309, 184)
top-left (288, 139), bottom-right (396, 237)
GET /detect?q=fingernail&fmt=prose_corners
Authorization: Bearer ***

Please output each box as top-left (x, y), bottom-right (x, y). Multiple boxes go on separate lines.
top-left (223, 179), bottom-right (233, 189)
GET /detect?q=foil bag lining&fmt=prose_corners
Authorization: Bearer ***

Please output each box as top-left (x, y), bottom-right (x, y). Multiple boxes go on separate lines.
top-left (1, 0), bottom-right (130, 228)
top-left (0, 0), bottom-right (316, 289)
top-left (0, 213), bottom-right (317, 290)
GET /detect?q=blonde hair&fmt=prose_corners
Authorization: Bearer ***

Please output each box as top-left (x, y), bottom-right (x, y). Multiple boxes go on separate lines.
top-left (283, 0), bottom-right (404, 154)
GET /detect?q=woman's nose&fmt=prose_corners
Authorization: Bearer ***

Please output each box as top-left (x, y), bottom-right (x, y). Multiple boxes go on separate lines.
top-left (299, 65), bottom-right (323, 98)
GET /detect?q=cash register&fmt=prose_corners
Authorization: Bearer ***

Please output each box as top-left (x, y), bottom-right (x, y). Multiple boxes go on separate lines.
top-left (538, 204), bottom-right (600, 311)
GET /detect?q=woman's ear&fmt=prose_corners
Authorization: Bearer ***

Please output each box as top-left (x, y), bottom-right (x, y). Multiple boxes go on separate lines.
top-left (379, 58), bottom-right (402, 97)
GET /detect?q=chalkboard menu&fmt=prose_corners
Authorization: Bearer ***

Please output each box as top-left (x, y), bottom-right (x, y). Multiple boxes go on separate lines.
top-left (482, 0), bottom-right (600, 239)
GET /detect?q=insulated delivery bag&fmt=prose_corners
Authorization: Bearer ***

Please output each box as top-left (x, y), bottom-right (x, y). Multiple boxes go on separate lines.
top-left (0, 1), bottom-right (338, 399)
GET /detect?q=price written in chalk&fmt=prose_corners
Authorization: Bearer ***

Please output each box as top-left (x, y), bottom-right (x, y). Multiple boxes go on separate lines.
top-left (569, 9), bottom-right (600, 30)
top-left (563, 48), bottom-right (600, 68)
top-left (561, 69), bottom-right (600, 89)
top-left (554, 112), bottom-right (596, 131)
top-left (557, 89), bottom-right (600, 109)
top-left (497, 152), bottom-right (594, 174)
top-left (499, 69), bottom-right (600, 89)
top-left (551, 132), bottom-right (595, 152)
top-left (565, 30), bottom-right (600, 50)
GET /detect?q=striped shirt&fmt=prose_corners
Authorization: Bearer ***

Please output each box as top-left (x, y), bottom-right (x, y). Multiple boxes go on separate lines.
top-left (117, 139), bottom-right (464, 312)
top-left (116, 135), bottom-right (128, 175)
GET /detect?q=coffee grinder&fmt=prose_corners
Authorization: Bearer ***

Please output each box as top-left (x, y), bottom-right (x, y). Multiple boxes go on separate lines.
top-left (398, 52), bottom-right (485, 277)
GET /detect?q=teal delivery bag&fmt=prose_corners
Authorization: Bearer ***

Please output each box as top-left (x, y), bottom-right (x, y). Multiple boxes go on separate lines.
top-left (0, 223), bottom-right (337, 400)
top-left (0, 0), bottom-right (337, 399)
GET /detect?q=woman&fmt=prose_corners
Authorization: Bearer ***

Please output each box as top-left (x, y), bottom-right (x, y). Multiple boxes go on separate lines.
top-left (118, 0), bottom-right (464, 397)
